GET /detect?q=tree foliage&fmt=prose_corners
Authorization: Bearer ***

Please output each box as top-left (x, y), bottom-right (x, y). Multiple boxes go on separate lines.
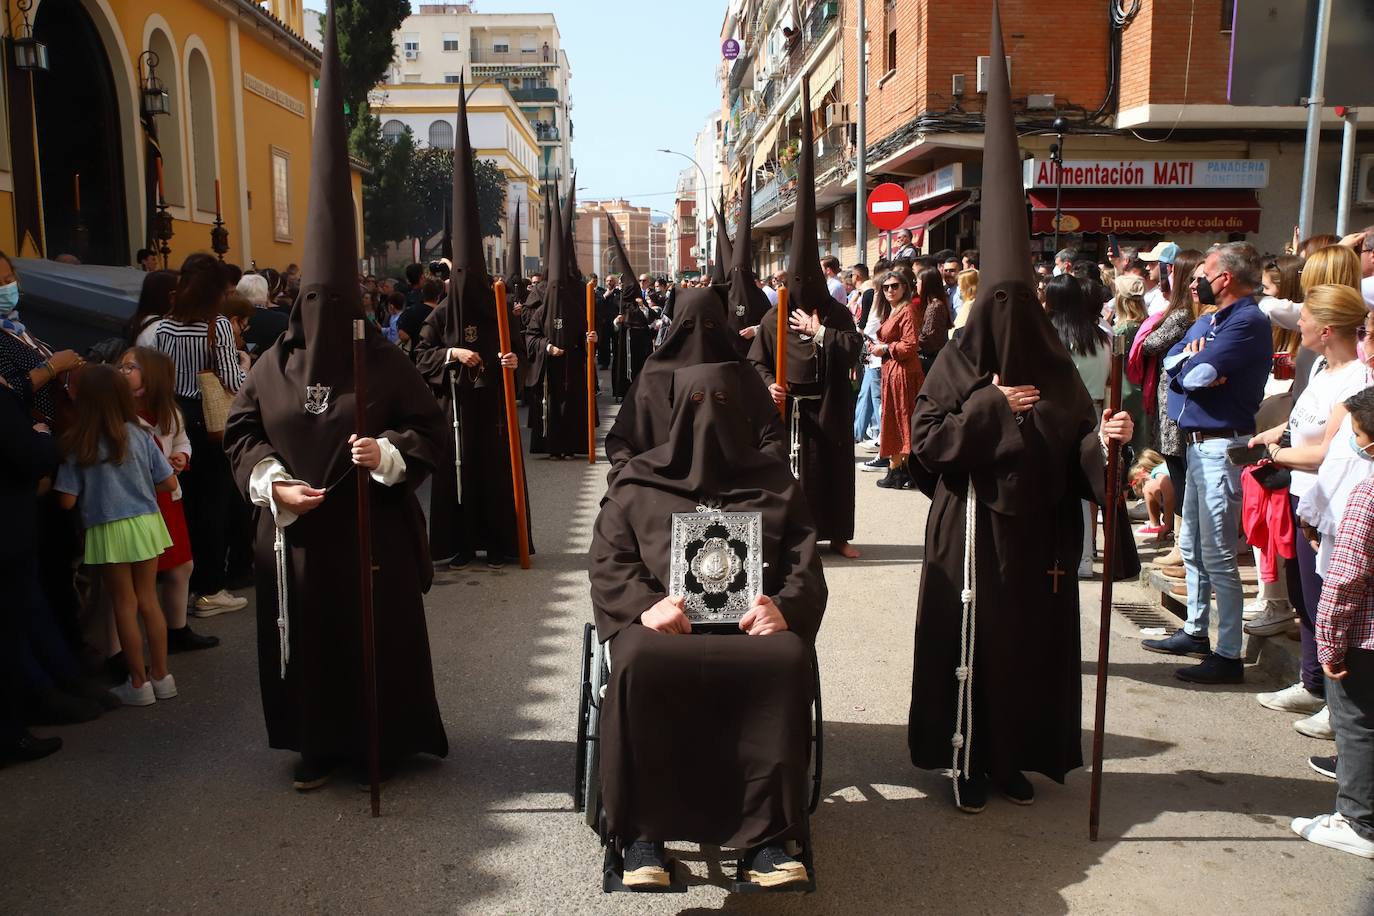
top-left (330, 0), bottom-right (411, 130)
top-left (408, 147), bottom-right (508, 245)
top-left (361, 121), bottom-right (415, 253)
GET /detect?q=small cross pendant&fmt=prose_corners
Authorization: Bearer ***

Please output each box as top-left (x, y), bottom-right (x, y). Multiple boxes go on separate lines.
top-left (1047, 563), bottom-right (1066, 594)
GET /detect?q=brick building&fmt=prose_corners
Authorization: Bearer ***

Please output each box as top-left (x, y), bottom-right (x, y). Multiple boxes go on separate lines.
top-left (574, 199), bottom-right (652, 281)
top-left (718, 0), bottom-right (1371, 275)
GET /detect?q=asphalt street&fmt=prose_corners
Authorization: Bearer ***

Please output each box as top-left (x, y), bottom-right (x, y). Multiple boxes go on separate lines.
top-left (3, 373), bottom-right (1372, 915)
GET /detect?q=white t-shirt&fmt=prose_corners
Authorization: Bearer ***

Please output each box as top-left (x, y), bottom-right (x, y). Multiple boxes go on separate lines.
top-left (763, 285), bottom-right (778, 307)
top-left (862, 305), bottom-right (883, 369)
top-left (1362, 275), bottom-right (1374, 310)
top-left (1287, 357), bottom-right (1372, 498)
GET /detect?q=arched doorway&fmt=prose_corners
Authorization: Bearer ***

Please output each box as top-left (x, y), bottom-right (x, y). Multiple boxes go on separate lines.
top-left (33, 0), bottom-right (130, 265)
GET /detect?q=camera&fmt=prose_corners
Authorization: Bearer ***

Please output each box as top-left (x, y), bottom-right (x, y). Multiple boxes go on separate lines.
top-left (428, 260), bottom-right (451, 280)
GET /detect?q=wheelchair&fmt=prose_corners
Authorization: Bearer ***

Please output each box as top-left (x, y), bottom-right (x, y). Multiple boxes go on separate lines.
top-left (573, 622), bottom-right (823, 894)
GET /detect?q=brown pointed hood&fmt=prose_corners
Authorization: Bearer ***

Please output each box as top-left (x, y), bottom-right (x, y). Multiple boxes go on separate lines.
top-left (434, 73), bottom-right (496, 355)
top-left (710, 193), bottom-right (731, 286)
top-left (786, 76), bottom-right (829, 314)
top-left (975, 0), bottom-right (1033, 290)
top-left (539, 184), bottom-right (552, 272)
top-left (606, 215), bottom-right (638, 294)
top-left (726, 160), bottom-right (768, 340)
top-left (561, 175), bottom-right (581, 281)
top-left (283, 0), bottom-right (362, 387)
top-left (504, 200), bottom-right (525, 293)
top-left (542, 180), bottom-right (585, 347)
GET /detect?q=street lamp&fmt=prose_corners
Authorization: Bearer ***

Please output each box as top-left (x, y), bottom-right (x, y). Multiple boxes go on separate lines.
top-left (11, 0), bottom-right (47, 72)
top-left (137, 50), bottom-right (170, 118)
top-left (1050, 117), bottom-right (1067, 256)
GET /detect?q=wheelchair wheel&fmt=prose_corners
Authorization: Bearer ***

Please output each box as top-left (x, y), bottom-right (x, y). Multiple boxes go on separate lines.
top-left (574, 623), bottom-right (595, 813)
top-left (809, 647), bottom-right (823, 814)
top-left (583, 634), bottom-right (609, 829)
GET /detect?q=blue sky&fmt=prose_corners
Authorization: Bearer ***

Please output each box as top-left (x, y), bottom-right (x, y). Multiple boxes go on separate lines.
top-left (303, 1), bottom-right (724, 213)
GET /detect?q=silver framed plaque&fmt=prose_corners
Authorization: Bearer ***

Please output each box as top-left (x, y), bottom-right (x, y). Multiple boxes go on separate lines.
top-left (669, 508), bottom-right (763, 626)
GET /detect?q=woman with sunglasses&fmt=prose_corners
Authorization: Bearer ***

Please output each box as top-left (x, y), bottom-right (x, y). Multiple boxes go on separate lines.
top-left (871, 270), bottom-right (925, 490)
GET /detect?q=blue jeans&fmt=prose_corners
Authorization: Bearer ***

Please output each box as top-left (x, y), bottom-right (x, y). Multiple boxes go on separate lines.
top-left (853, 365), bottom-right (881, 442)
top-left (1179, 437), bottom-right (1245, 658)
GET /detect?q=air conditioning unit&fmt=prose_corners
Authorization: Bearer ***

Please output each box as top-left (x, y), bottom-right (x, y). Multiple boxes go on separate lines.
top-left (1357, 154), bottom-right (1374, 206)
top-left (975, 55), bottom-right (1011, 93)
top-left (825, 102), bottom-right (851, 126)
top-left (833, 201), bottom-right (854, 230)
top-left (404, 49), bottom-right (419, 60)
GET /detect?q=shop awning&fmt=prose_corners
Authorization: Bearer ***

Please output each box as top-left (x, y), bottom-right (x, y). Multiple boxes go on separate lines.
top-left (1027, 189), bottom-right (1262, 235)
top-left (895, 194), bottom-right (971, 233)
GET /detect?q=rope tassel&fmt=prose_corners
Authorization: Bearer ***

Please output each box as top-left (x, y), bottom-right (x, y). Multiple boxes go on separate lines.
top-left (950, 478), bottom-right (977, 806)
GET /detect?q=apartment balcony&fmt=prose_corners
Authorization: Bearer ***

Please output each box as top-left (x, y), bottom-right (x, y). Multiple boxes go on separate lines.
top-left (538, 164), bottom-right (563, 182)
top-left (728, 51), bottom-right (752, 91)
top-left (533, 124), bottom-right (561, 143)
top-left (469, 47), bottom-right (558, 66)
top-left (510, 87), bottom-right (559, 103)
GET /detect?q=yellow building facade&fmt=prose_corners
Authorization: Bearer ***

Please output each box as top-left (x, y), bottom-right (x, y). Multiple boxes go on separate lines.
top-left (0, 0), bottom-right (362, 271)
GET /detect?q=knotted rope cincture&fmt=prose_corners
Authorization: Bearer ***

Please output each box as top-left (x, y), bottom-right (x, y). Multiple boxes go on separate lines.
top-left (788, 399), bottom-right (801, 479)
top-left (948, 477), bottom-right (978, 806)
top-left (274, 525), bottom-right (290, 679)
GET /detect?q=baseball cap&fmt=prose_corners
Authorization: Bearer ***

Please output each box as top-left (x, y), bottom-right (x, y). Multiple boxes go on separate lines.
top-left (1114, 274), bottom-right (1146, 298)
top-left (1138, 241), bottom-right (1179, 264)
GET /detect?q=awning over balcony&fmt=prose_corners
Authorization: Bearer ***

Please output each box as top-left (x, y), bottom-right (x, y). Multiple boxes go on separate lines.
top-left (1026, 189), bottom-right (1262, 235)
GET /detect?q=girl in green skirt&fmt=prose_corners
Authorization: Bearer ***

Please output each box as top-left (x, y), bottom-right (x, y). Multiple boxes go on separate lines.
top-left (54, 364), bottom-right (180, 707)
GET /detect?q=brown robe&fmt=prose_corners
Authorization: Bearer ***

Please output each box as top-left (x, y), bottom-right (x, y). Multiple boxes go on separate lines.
top-left (589, 363), bottom-right (826, 849)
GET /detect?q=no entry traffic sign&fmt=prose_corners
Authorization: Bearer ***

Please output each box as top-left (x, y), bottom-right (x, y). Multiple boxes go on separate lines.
top-left (866, 182), bottom-right (909, 231)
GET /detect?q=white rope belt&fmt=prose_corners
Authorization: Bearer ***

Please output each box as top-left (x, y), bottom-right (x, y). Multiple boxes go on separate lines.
top-left (274, 525), bottom-right (290, 680)
top-left (788, 398), bottom-right (801, 479)
top-left (948, 477), bottom-right (977, 805)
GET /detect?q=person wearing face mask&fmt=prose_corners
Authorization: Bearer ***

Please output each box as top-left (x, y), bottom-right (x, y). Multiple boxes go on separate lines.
top-left (1245, 285), bottom-right (1372, 729)
top-left (0, 253), bottom-right (84, 426)
top-left (1142, 242), bottom-right (1273, 686)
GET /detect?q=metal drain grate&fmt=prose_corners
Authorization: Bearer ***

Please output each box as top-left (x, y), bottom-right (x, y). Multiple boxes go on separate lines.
top-left (1114, 601), bottom-right (1174, 630)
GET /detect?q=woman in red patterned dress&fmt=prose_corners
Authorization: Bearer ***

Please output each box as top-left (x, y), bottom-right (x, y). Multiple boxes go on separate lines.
top-left (874, 270), bottom-right (925, 489)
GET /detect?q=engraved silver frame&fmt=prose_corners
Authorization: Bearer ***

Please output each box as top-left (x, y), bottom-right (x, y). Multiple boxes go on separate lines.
top-left (669, 509), bottom-right (763, 625)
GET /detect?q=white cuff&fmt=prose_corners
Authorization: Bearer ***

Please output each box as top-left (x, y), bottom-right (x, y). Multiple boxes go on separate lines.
top-left (814, 325), bottom-right (826, 345)
top-left (371, 437), bottom-right (406, 486)
top-left (249, 457), bottom-right (308, 529)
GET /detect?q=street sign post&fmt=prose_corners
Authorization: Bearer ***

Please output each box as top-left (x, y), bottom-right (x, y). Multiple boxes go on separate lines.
top-left (866, 182), bottom-right (909, 231)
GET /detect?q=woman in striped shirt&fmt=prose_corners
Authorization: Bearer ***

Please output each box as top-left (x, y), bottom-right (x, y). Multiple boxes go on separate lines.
top-left (153, 254), bottom-right (248, 616)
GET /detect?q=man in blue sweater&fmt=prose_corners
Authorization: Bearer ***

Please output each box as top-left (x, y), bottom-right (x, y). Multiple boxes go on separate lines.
top-left (1142, 242), bottom-right (1272, 684)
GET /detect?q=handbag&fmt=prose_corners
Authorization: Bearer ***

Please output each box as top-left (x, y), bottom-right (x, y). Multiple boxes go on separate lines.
top-left (196, 318), bottom-right (231, 442)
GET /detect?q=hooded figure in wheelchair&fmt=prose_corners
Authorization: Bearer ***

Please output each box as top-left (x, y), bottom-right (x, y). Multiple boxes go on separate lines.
top-left (587, 361), bottom-right (827, 891)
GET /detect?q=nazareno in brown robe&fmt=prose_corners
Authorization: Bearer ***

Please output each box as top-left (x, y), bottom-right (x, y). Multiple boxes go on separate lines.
top-left (747, 75), bottom-right (861, 545)
top-left (589, 362), bottom-right (827, 850)
top-left (223, 4), bottom-right (448, 767)
top-left (411, 79), bottom-right (533, 564)
top-left (604, 287), bottom-right (785, 486)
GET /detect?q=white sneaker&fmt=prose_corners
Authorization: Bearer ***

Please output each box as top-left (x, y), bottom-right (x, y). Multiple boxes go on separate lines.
top-left (151, 673), bottom-right (178, 700)
top-left (1257, 682), bottom-right (1325, 714)
top-left (1291, 812), bottom-right (1374, 859)
top-left (862, 439), bottom-right (880, 453)
top-left (1078, 556), bottom-right (1094, 579)
top-left (111, 678), bottom-right (155, 707)
top-left (191, 590), bottom-right (248, 618)
top-left (1242, 598), bottom-right (1267, 621)
top-left (1294, 705), bottom-right (1334, 740)
top-left (1243, 601), bottom-right (1297, 636)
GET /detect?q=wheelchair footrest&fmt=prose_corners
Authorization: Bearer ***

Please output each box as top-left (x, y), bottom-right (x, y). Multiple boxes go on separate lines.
top-left (601, 846), bottom-right (688, 894)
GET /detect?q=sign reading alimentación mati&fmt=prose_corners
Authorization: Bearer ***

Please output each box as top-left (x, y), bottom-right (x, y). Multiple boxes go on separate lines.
top-left (1023, 159), bottom-right (1269, 190)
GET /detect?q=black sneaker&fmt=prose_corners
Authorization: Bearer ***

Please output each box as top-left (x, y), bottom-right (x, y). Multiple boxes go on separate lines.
top-left (448, 552), bottom-right (474, 570)
top-left (742, 844), bottom-right (808, 887)
top-left (955, 774), bottom-right (987, 813)
top-left (1141, 629), bottom-right (1211, 658)
top-left (621, 840), bottom-right (670, 889)
top-left (292, 755), bottom-right (336, 791)
top-left (1309, 755), bottom-right (1338, 779)
top-left (167, 625), bottom-right (221, 653)
top-left (860, 455), bottom-right (887, 471)
top-left (999, 771), bottom-right (1035, 805)
top-left (485, 554), bottom-right (507, 570)
top-left (0, 731), bottom-right (62, 766)
top-left (1175, 652), bottom-right (1244, 685)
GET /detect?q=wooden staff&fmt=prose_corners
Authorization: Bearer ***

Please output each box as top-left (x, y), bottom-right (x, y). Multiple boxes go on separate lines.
top-left (586, 279), bottom-right (596, 464)
top-left (1089, 331), bottom-right (1127, 841)
top-left (774, 285), bottom-right (788, 420)
top-left (353, 319), bottom-right (381, 818)
top-left (494, 280), bottom-right (531, 570)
